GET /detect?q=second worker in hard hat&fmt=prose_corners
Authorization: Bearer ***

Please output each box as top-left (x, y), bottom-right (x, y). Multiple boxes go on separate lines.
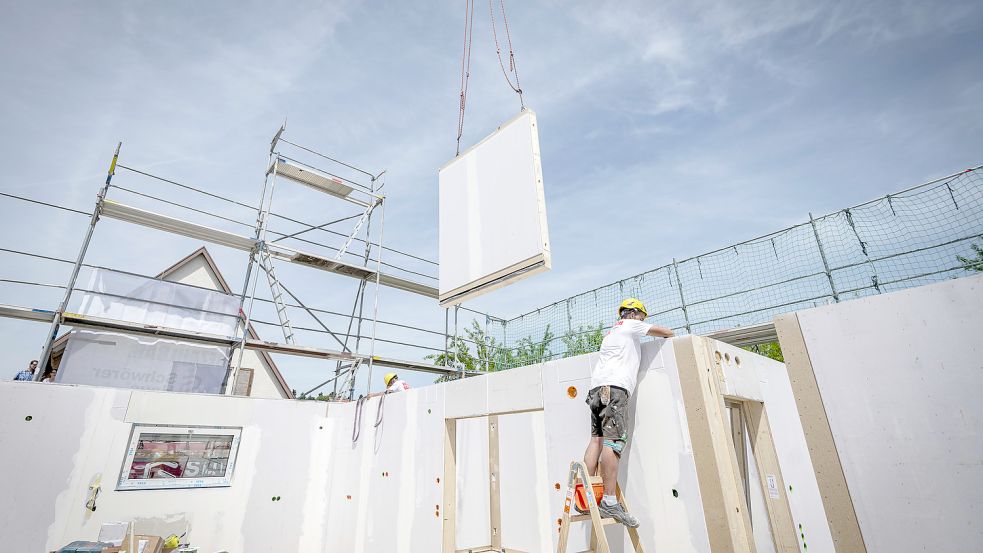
top-left (383, 372), bottom-right (410, 393)
top-left (366, 372), bottom-right (410, 398)
top-left (580, 298), bottom-right (674, 527)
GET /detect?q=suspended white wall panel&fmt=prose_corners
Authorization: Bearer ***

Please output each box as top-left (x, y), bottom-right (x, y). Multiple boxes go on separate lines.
top-left (438, 109), bottom-right (551, 306)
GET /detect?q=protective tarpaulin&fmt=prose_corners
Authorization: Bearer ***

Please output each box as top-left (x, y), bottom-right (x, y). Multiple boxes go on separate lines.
top-left (71, 268), bottom-right (239, 337)
top-left (58, 329), bottom-right (229, 393)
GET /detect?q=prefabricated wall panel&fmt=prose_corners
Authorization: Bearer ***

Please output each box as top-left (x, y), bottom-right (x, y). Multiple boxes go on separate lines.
top-left (776, 273), bottom-right (983, 552)
top-left (438, 109), bottom-right (551, 306)
top-left (2, 337), bottom-right (825, 552)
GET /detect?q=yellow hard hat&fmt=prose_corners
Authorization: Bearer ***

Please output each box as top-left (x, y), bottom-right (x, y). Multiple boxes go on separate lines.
top-left (383, 372), bottom-right (398, 386)
top-left (618, 298), bottom-right (648, 317)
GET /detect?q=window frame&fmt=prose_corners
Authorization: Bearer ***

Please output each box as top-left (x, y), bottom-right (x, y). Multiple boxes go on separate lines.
top-left (116, 423), bottom-right (242, 491)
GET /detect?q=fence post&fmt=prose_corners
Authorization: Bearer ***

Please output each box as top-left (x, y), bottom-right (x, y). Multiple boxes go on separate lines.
top-left (444, 308), bottom-right (450, 368)
top-left (809, 212), bottom-right (840, 302)
top-left (454, 305), bottom-right (460, 377)
top-left (672, 258), bottom-right (692, 334)
top-left (484, 315), bottom-right (490, 372)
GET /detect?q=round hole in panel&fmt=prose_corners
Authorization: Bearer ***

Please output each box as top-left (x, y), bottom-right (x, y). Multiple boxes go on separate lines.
top-left (735, 356), bottom-right (741, 365)
top-left (567, 386), bottom-right (578, 398)
top-left (714, 351), bottom-right (722, 363)
top-left (672, 489), bottom-right (679, 498)
top-left (724, 352), bottom-right (731, 362)
top-left (24, 415), bottom-right (32, 421)
top-left (554, 483), bottom-right (561, 490)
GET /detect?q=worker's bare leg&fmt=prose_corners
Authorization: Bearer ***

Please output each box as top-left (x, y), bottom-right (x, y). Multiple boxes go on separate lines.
top-left (600, 445), bottom-right (619, 497)
top-left (583, 437), bottom-right (603, 476)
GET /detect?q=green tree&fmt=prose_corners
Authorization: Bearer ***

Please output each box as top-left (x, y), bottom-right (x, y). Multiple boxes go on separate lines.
top-left (296, 391), bottom-right (337, 401)
top-left (500, 325), bottom-right (555, 369)
top-left (561, 324), bottom-right (605, 357)
top-left (957, 243), bottom-right (983, 272)
top-left (742, 341), bottom-right (784, 363)
top-left (426, 322), bottom-right (556, 381)
top-left (426, 320), bottom-right (504, 382)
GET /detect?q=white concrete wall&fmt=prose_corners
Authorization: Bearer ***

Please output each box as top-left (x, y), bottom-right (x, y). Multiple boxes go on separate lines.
top-left (792, 273), bottom-right (983, 552)
top-left (2, 337), bottom-right (823, 552)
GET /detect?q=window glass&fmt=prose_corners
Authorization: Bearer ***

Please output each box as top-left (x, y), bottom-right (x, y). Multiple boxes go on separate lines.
top-left (118, 425), bottom-right (241, 490)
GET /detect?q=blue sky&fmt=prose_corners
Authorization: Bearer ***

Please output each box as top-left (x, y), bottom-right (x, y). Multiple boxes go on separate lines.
top-left (1, 0), bottom-right (981, 394)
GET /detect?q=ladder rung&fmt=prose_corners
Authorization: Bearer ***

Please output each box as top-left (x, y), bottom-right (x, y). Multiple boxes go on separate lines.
top-left (576, 476), bottom-right (604, 485)
top-left (569, 514), bottom-right (617, 524)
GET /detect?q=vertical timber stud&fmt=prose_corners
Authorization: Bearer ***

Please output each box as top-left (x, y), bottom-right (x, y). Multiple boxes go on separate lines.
top-left (741, 401), bottom-right (799, 552)
top-left (674, 336), bottom-right (755, 553)
top-left (37, 142), bottom-right (121, 379)
top-left (774, 313), bottom-right (867, 552)
top-left (809, 213), bottom-right (839, 303)
top-left (443, 418), bottom-right (457, 553)
top-left (488, 415), bottom-right (502, 551)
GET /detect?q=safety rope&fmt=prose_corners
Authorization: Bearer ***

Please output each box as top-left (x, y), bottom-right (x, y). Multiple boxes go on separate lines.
top-left (456, 0), bottom-right (476, 156)
top-left (375, 391), bottom-right (386, 428)
top-left (352, 395), bottom-right (368, 443)
top-left (489, 0), bottom-right (524, 108)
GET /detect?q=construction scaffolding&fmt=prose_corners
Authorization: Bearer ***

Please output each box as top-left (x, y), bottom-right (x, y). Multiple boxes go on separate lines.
top-left (4, 150), bottom-right (979, 388)
top-left (0, 127), bottom-right (491, 397)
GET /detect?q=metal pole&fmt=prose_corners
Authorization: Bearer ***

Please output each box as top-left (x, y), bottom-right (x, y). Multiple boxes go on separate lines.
top-left (809, 212), bottom-right (840, 302)
top-left (454, 305), bottom-right (461, 378)
top-left (671, 258), bottom-right (692, 335)
top-left (444, 308), bottom-right (450, 368)
top-left (36, 142), bottom-right (121, 380)
top-left (227, 156), bottom-right (281, 395)
top-left (334, 279), bottom-right (366, 398)
top-left (347, 174), bottom-right (378, 399)
top-left (365, 198), bottom-right (386, 396)
top-left (225, 150), bottom-right (275, 393)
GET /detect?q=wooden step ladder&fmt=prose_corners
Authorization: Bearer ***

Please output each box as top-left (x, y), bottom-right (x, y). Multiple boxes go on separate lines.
top-left (556, 461), bottom-right (643, 553)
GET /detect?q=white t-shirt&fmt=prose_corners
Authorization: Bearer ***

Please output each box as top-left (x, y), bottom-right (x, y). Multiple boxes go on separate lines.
top-left (387, 379), bottom-right (410, 393)
top-left (589, 319), bottom-right (652, 395)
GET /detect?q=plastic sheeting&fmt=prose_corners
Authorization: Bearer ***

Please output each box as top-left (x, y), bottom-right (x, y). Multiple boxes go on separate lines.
top-left (58, 329), bottom-right (229, 393)
top-left (71, 268), bottom-right (239, 337)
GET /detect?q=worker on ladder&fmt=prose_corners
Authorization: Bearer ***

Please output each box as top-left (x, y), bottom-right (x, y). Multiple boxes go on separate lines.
top-left (580, 299), bottom-right (674, 527)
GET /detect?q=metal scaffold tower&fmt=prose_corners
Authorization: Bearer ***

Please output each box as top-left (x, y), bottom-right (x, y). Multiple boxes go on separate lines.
top-left (27, 125), bottom-right (469, 396)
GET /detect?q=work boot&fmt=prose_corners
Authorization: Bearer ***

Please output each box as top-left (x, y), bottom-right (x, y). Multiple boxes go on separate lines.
top-left (599, 501), bottom-right (640, 528)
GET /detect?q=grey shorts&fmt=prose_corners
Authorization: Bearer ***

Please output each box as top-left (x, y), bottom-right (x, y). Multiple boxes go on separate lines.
top-left (587, 385), bottom-right (630, 455)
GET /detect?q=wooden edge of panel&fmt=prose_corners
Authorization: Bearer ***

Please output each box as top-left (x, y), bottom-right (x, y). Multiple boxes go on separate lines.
top-left (741, 401), bottom-right (799, 552)
top-left (773, 313), bottom-right (867, 553)
top-left (443, 418), bottom-right (458, 553)
top-left (674, 335), bottom-right (755, 553)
